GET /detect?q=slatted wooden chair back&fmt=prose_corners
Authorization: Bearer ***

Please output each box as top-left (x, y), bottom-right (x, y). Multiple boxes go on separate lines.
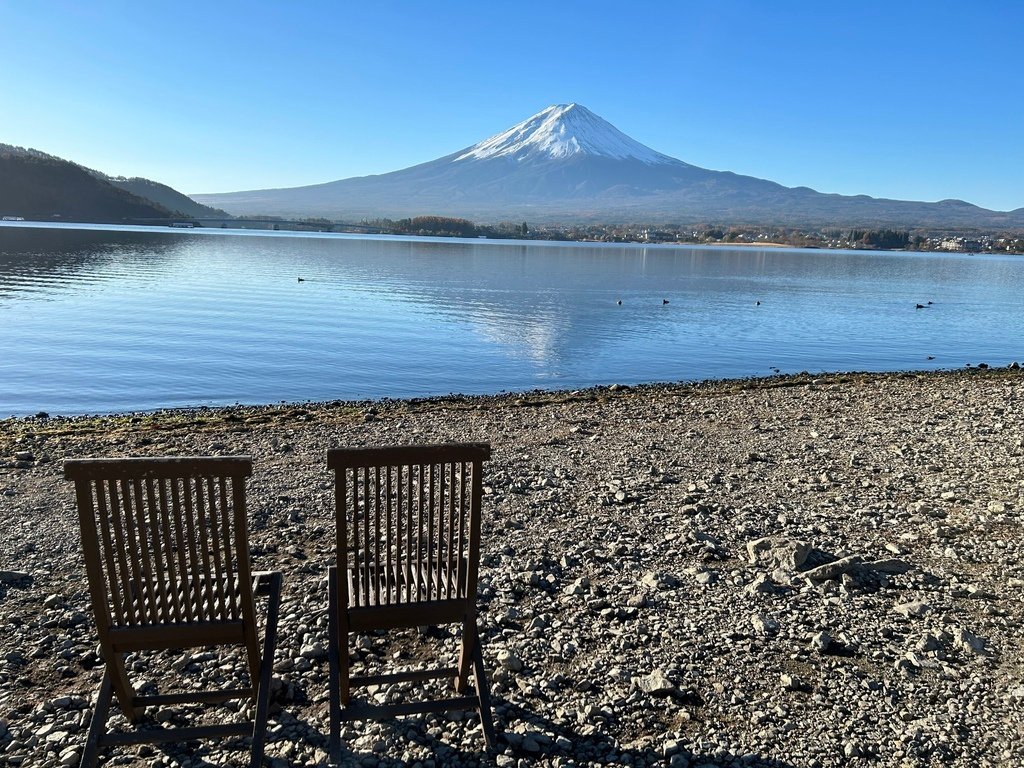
top-left (328, 443), bottom-right (488, 620)
top-left (325, 442), bottom-right (496, 757)
top-left (65, 456), bottom-right (281, 768)
top-left (67, 457), bottom-right (260, 667)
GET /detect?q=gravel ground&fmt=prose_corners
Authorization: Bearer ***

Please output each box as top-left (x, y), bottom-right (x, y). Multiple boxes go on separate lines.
top-left (1, 369), bottom-right (1022, 768)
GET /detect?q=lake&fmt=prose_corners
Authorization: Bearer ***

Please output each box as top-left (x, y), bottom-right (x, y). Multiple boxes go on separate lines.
top-left (1, 223), bottom-right (1022, 417)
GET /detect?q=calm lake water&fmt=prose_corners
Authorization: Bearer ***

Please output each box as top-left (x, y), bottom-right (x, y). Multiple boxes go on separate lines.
top-left (1, 223), bottom-right (1022, 416)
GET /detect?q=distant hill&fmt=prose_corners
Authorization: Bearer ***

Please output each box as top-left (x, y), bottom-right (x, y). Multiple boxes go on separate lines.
top-left (93, 174), bottom-right (229, 219)
top-left (0, 147), bottom-right (169, 222)
top-left (193, 104), bottom-right (1024, 229)
top-left (0, 143), bottom-right (227, 222)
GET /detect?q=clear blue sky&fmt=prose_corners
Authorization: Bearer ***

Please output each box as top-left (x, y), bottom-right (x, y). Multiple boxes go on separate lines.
top-left (2, 1), bottom-right (1021, 211)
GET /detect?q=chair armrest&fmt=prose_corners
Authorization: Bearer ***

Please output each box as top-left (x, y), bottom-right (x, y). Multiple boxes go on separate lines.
top-left (252, 571), bottom-right (282, 597)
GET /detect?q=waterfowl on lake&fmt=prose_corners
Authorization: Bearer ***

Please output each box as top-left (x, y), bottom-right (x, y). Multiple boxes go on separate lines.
top-left (662, 299), bottom-right (669, 305)
top-left (616, 300), bottom-right (622, 305)
top-left (297, 277), bottom-right (305, 282)
top-left (916, 303), bottom-right (925, 309)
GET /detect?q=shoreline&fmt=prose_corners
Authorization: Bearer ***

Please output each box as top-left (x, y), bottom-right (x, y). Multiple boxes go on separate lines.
top-left (1, 367), bottom-right (1022, 766)
top-left (3, 366), bottom-right (1019, 436)
top-left (5, 219), bottom-right (1024, 257)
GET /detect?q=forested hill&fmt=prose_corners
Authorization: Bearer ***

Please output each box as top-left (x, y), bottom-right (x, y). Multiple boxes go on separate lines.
top-left (97, 175), bottom-right (228, 219)
top-left (0, 148), bottom-right (171, 222)
top-left (0, 144), bottom-right (227, 222)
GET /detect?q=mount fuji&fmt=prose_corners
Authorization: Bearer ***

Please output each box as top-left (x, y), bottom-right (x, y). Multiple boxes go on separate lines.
top-left (194, 104), bottom-right (1023, 227)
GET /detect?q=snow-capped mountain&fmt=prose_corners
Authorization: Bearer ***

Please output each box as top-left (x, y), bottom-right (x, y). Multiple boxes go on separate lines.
top-left (194, 105), bottom-right (1021, 227)
top-left (454, 103), bottom-right (678, 165)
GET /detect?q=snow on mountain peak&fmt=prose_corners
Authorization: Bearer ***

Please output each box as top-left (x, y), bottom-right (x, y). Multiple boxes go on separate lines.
top-left (455, 104), bottom-right (681, 165)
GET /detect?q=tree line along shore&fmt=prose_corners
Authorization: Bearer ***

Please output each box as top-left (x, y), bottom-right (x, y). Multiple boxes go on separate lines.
top-left (206, 214), bottom-right (1024, 255)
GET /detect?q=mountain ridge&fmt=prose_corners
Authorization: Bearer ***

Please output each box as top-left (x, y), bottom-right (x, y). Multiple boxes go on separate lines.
top-left (192, 105), bottom-right (1024, 228)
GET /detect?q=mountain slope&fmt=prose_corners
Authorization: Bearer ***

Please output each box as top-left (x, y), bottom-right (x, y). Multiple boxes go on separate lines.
top-left (454, 103), bottom-right (679, 164)
top-left (0, 146), bottom-right (172, 222)
top-left (101, 175), bottom-right (229, 219)
top-left (193, 104), bottom-right (1024, 228)
top-left (0, 143), bottom-right (228, 222)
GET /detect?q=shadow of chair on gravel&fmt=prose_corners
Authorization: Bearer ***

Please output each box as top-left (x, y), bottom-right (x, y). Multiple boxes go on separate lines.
top-left (315, 694), bottom-right (801, 768)
top-left (494, 698), bottom-right (799, 768)
top-left (0, 571), bottom-right (33, 601)
top-left (97, 689), bottom-right (801, 767)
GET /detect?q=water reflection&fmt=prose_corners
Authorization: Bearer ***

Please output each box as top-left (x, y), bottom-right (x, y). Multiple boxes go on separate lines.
top-left (0, 227), bottom-right (178, 299)
top-left (1, 225), bottom-right (1023, 415)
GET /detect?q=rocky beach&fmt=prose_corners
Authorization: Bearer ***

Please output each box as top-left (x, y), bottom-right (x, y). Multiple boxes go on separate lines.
top-left (1, 369), bottom-right (1022, 768)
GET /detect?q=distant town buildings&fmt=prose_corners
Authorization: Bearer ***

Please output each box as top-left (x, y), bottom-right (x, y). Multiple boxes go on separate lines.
top-left (938, 237), bottom-right (986, 252)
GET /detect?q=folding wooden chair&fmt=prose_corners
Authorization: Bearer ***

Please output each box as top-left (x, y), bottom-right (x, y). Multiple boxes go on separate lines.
top-left (326, 443), bottom-right (496, 763)
top-left (64, 456), bottom-right (282, 768)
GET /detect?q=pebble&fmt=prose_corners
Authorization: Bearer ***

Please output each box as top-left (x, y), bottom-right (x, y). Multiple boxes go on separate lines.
top-left (750, 613), bottom-right (780, 635)
top-left (894, 601), bottom-right (931, 618)
top-left (780, 673), bottom-right (802, 691)
top-left (496, 650), bottom-right (523, 672)
top-left (810, 631), bottom-right (832, 653)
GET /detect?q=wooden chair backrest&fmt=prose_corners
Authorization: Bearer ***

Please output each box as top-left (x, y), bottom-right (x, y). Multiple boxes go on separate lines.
top-left (64, 457), bottom-right (257, 636)
top-left (327, 443), bottom-right (490, 609)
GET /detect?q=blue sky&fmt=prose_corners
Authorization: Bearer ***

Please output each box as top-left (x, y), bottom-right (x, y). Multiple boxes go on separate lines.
top-left (2, 1), bottom-right (1021, 211)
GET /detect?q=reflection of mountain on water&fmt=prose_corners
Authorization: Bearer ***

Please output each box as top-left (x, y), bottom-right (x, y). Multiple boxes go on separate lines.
top-left (232, 237), bottom-right (688, 364)
top-left (240, 234), bottom-right (776, 366)
top-left (278, 238), bottom-right (789, 366)
top-left (469, 304), bottom-right (570, 364)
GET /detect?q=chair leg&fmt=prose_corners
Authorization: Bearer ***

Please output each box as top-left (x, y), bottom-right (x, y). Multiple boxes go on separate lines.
top-left (472, 638), bottom-right (496, 749)
top-left (328, 568), bottom-right (342, 767)
top-left (80, 669), bottom-right (113, 768)
top-left (107, 653), bottom-right (141, 722)
top-left (455, 617), bottom-right (475, 694)
top-left (249, 572), bottom-right (282, 768)
top-left (339, 626), bottom-right (350, 707)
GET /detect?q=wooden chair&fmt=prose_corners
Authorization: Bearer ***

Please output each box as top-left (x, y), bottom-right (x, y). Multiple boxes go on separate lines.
top-left (64, 456), bottom-right (282, 768)
top-left (326, 443), bottom-right (496, 762)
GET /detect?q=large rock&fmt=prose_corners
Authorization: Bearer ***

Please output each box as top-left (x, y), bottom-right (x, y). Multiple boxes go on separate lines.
top-left (746, 537), bottom-right (811, 570)
top-left (804, 554), bottom-right (861, 581)
top-left (634, 669), bottom-right (683, 698)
